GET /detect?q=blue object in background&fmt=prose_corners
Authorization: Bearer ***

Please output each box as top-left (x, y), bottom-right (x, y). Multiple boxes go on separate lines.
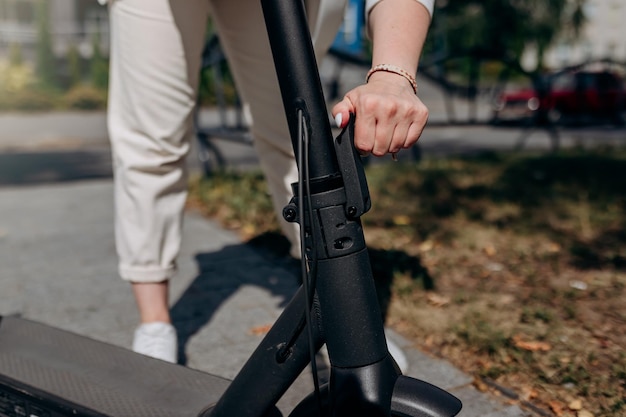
top-left (331, 0), bottom-right (366, 57)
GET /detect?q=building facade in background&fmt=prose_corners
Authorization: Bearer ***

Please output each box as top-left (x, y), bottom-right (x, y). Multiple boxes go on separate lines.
top-left (0, 0), bottom-right (624, 70)
top-left (0, 0), bottom-right (108, 60)
top-left (543, 0), bottom-right (626, 68)
top-left (522, 0), bottom-right (626, 69)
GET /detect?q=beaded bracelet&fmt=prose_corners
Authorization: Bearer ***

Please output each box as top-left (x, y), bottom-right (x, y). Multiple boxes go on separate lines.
top-left (366, 64), bottom-right (418, 94)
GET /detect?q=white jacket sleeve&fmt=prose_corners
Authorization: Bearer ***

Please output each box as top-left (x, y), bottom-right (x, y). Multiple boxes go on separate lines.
top-left (365, 0), bottom-right (434, 18)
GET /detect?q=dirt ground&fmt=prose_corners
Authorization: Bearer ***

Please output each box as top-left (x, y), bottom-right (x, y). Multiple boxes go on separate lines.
top-left (362, 149), bottom-right (626, 417)
top-left (189, 146), bottom-right (626, 417)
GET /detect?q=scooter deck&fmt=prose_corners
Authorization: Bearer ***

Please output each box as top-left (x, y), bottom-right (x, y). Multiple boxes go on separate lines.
top-left (0, 316), bottom-right (230, 417)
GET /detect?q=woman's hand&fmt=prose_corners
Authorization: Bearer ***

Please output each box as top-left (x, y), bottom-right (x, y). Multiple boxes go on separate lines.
top-left (336, 0), bottom-right (432, 157)
top-left (331, 70), bottom-right (428, 157)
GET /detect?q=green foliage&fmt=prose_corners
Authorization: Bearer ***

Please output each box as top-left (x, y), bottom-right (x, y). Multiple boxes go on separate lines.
top-left (9, 43), bottom-right (23, 67)
top-left (0, 89), bottom-right (57, 112)
top-left (0, 40), bottom-right (54, 111)
top-left (63, 85), bottom-right (107, 110)
top-left (89, 32), bottom-right (109, 90)
top-left (429, 0), bottom-right (588, 72)
top-left (197, 19), bottom-right (238, 107)
top-left (454, 311), bottom-right (509, 355)
top-left (198, 60), bottom-right (238, 107)
top-left (66, 45), bottom-right (83, 88)
top-left (35, 0), bottom-right (57, 88)
top-left (0, 61), bottom-right (35, 94)
top-left (188, 171), bottom-right (279, 237)
top-left (520, 307), bottom-right (554, 324)
top-left (0, 2), bottom-right (113, 112)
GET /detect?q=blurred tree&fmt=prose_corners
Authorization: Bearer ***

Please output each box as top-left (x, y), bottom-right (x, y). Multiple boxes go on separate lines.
top-left (66, 45), bottom-right (83, 88)
top-left (432, 0), bottom-right (587, 71)
top-left (89, 31), bottom-right (109, 89)
top-left (9, 43), bottom-right (24, 67)
top-left (67, 44), bottom-right (83, 88)
top-left (35, 0), bottom-right (56, 88)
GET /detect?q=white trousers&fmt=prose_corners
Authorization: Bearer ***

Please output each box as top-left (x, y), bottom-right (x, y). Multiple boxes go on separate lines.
top-left (107, 0), bottom-right (346, 282)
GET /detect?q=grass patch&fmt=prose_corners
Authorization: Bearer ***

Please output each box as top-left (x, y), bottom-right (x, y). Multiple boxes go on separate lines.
top-left (187, 146), bottom-right (626, 417)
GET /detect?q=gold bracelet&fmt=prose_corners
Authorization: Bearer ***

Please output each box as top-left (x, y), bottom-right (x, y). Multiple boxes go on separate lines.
top-left (366, 64), bottom-right (418, 94)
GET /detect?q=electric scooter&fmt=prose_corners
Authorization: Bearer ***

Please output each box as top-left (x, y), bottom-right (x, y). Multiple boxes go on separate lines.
top-left (0, 1), bottom-right (462, 416)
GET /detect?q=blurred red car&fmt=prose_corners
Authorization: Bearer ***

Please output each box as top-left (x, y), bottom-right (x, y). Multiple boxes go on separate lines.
top-left (492, 69), bottom-right (626, 126)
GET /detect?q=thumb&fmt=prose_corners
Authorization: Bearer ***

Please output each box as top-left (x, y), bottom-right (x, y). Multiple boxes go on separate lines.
top-left (331, 97), bottom-right (354, 129)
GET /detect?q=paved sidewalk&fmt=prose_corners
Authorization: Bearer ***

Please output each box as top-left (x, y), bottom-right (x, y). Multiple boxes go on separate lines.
top-left (0, 178), bottom-right (532, 416)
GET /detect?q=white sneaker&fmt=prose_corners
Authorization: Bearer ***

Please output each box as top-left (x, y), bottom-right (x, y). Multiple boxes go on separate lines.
top-left (132, 322), bottom-right (178, 363)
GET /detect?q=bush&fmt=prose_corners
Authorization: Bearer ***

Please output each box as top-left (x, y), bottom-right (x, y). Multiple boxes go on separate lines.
top-left (62, 85), bottom-right (107, 110)
top-left (0, 61), bottom-right (36, 93)
top-left (0, 89), bottom-right (57, 112)
top-left (0, 58), bottom-right (58, 112)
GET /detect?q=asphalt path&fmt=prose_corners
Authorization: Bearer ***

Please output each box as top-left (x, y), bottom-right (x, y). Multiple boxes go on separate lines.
top-left (1, 109), bottom-right (624, 187)
top-left (1, 66), bottom-right (625, 186)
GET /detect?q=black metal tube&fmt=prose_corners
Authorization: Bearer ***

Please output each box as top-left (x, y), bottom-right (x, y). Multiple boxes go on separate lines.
top-left (203, 287), bottom-right (322, 417)
top-left (316, 248), bottom-right (388, 368)
top-left (261, 0), bottom-right (387, 378)
top-left (261, 0), bottom-right (339, 180)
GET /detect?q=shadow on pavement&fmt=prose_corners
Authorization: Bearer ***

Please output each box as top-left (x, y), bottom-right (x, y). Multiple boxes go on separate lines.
top-left (170, 239), bottom-right (300, 366)
top-left (170, 230), bottom-right (435, 368)
top-left (0, 149), bottom-right (113, 186)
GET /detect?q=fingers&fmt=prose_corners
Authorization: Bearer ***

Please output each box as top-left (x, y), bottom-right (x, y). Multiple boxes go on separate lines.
top-left (332, 85), bottom-right (429, 158)
top-left (331, 98), bottom-right (354, 129)
top-left (355, 94), bottom-right (428, 157)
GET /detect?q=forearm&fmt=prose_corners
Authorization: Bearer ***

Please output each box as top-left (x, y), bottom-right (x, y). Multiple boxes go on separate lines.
top-left (332, 0), bottom-right (432, 156)
top-left (368, 0), bottom-right (432, 77)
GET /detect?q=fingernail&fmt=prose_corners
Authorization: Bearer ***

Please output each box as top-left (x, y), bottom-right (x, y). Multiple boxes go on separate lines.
top-left (334, 113), bottom-right (343, 128)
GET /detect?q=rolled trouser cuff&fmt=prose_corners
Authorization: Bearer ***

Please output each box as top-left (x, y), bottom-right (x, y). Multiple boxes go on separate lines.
top-left (118, 264), bottom-right (176, 284)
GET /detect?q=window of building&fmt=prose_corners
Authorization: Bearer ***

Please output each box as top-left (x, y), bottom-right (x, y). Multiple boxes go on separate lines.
top-left (0, 0), bottom-right (37, 24)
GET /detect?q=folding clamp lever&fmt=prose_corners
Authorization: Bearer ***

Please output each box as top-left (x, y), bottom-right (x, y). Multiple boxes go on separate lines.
top-left (333, 114), bottom-right (371, 219)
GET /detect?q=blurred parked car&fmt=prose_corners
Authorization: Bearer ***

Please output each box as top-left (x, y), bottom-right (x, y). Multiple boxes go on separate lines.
top-left (491, 68), bottom-right (626, 126)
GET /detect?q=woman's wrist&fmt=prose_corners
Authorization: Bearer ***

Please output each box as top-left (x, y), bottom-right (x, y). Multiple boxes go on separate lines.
top-left (366, 64), bottom-right (418, 94)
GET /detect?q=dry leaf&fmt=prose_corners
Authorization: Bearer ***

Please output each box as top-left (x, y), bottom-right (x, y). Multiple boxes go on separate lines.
top-left (426, 293), bottom-right (451, 307)
top-left (474, 379), bottom-right (489, 392)
top-left (577, 410), bottom-right (594, 417)
top-left (520, 387), bottom-right (538, 401)
top-left (392, 215), bottom-right (411, 226)
top-left (568, 399), bottom-right (583, 411)
top-left (483, 244), bottom-right (497, 257)
top-left (249, 324), bottom-right (272, 336)
top-left (418, 240), bottom-right (434, 252)
top-left (546, 242), bottom-right (561, 253)
top-left (548, 400), bottom-right (565, 416)
top-left (512, 334), bottom-right (552, 352)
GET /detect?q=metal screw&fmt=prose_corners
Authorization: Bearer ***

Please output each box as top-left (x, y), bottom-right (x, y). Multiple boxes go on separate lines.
top-left (283, 207), bottom-right (297, 222)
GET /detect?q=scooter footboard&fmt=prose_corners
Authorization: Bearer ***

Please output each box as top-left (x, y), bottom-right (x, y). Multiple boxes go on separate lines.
top-left (0, 316), bottom-right (230, 417)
